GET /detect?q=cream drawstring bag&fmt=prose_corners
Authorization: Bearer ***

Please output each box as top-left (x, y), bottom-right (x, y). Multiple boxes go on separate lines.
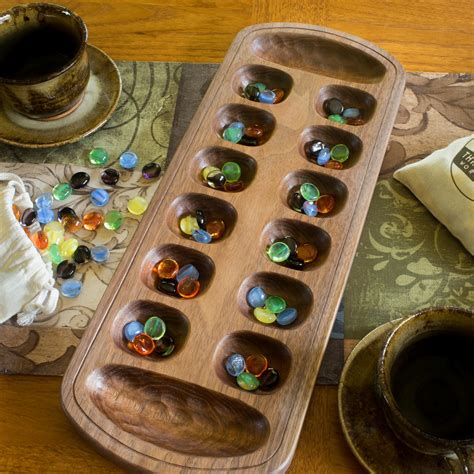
top-left (0, 173), bottom-right (59, 325)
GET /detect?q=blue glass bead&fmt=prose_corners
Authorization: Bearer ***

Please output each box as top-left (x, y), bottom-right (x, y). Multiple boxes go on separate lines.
top-left (229, 121), bottom-right (245, 129)
top-left (90, 189), bottom-right (110, 207)
top-left (317, 147), bottom-right (331, 166)
top-left (123, 321), bottom-right (145, 342)
top-left (37, 207), bottom-right (55, 224)
top-left (342, 108), bottom-right (361, 119)
top-left (176, 263), bottom-right (200, 282)
top-left (119, 151), bottom-right (138, 169)
top-left (35, 192), bottom-right (53, 209)
top-left (192, 229), bottom-right (212, 244)
top-left (91, 245), bottom-right (110, 263)
top-left (225, 353), bottom-right (246, 377)
top-left (277, 307), bottom-right (298, 326)
top-left (258, 89), bottom-right (277, 104)
top-left (302, 201), bottom-right (318, 217)
top-left (59, 280), bottom-right (83, 298)
top-left (247, 286), bottom-right (267, 308)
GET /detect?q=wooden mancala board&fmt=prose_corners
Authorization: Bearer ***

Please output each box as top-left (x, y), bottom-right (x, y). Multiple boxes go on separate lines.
top-left (62, 23), bottom-right (405, 472)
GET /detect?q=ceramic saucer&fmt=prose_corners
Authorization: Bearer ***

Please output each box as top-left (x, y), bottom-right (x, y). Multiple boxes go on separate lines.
top-left (0, 44), bottom-right (121, 148)
top-left (338, 320), bottom-right (461, 473)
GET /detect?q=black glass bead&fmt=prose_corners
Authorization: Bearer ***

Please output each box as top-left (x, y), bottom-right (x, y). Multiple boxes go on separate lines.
top-left (155, 335), bottom-right (175, 356)
top-left (284, 255), bottom-right (305, 270)
top-left (259, 368), bottom-right (279, 391)
top-left (239, 135), bottom-right (259, 146)
top-left (324, 97), bottom-right (344, 116)
top-left (20, 208), bottom-right (37, 227)
top-left (288, 192), bottom-right (305, 212)
top-left (207, 172), bottom-right (226, 189)
top-left (101, 168), bottom-right (120, 185)
top-left (158, 278), bottom-right (178, 295)
top-left (70, 171), bottom-right (90, 189)
top-left (56, 260), bottom-right (76, 279)
top-left (304, 140), bottom-right (325, 160)
top-left (73, 245), bottom-right (91, 264)
top-left (243, 84), bottom-right (260, 101)
top-left (57, 207), bottom-right (76, 220)
top-left (279, 236), bottom-right (298, 256)
top-left (195, 209), bottom-right (207, 230)
top-left (142, 162), bottom-right (161, 180)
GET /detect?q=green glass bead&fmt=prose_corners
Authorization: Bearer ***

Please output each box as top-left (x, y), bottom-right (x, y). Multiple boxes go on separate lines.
top-left (265, 295), bottom-right (287, 314)
top-left (267, 242), bottom-right (290, 263)
top-left (52, 183), bottom-right (72, 201)
top-left (300, 182), bottom-right (320, 201)
top-left (144, 316), bottom-right (166, 341)
top-left (104, 210), bottom-right (123, 230)
top-left (328, 114), bottom-right (347, 124)
top-left (253, 82), bottom-right (267, 92)
top-left (223, 125), bottom-right (244, 143)
top-left (237, 372), bottom-right (260, 391)
top-left (254, 307), bottom-right (277, 324)
top-left (221, 162), bottom-right (241, 183)
top-left (89, 148), bottom-right (109, 166)
top-left (330, 144), bottom-right (350, 162)
top-left (49, 243), bottom-right (62, 265)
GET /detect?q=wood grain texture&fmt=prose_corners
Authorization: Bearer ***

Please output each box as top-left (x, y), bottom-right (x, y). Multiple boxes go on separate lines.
top-left (0, 0), bottom-right (470, 472)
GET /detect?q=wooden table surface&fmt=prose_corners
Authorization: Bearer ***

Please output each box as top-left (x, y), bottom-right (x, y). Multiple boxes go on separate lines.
top-left (0, 1), bottom-right (471, 472)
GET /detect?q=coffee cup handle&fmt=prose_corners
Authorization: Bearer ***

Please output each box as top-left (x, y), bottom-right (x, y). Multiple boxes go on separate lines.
top-left (453, 448), bottom-right (472, 474)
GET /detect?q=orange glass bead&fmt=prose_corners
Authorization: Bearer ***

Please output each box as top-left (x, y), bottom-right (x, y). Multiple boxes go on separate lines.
top-left (296, 242), bottom-right (318, 263)
top-left (12, 204), bottom-right (21, 220)
top-left (61, 214), bottom-right (83, 233)
top-left (317, 195), bottom-right (336, 214)
top-left (177, 277), bottom-right (200, 298)
top-left (244, 124), bottom-right (264, 138)
top-left (23, 227), bottom-right (31, 238)
top-left (272, 88), bottom-right (285, 103)
top-left (31, 230), bottom-right (49, 250)
top-left (154, 258), bottom-right (179, 279)
top-left (132, 333), bottom-right (155, 356)
top-left (82, 211), bottom-right (104, 230)
top-left (346, 117), bottom-right (365, 126)
top-left (245, 354), bottom-right (268, 377)
top-left (206, 219), bottom-right (226, 240)
top-left (325, 160), bottom-right (344, 170)
top-left (224, 181), bottom-right (244, 192)
top-left (127, 341), bottom-right (135, 351)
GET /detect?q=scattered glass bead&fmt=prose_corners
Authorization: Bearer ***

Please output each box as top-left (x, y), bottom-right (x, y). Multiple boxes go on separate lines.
top-left (119, 151), bottom-right (138, 170)
top-left (104, 210), bottom-right (123, 230)
top-left (259, 368), bottom-right (280, 391)
top-left (31, 230), bottom-right (49, 250)
top-left (324, 98), bottom-right (344, 115)
top-left (254, 307), bottom-right (277, 324)
top-left (82, 211), bottom-right (104, 230)
top-left (90, 188), bottom-right (110, 207)
top-left (12, 204), bottom-right (21, 220)
top-left (225, 353), bottom-right (246, 377)
top-left (155, 335), bottom-right (175, 356)
top-left (91, 245), bottom-right (110, 263)
top-left (49, 243), bottom-right (62, 265)
top-left (35, 192), bottom-right (53, 209)
top-left (158, 278), bottom-right (178, 295)
top-left (317, 194), bottom-right (336, 214)
top-left (132, 333), bottom-right (155, 356)
top-left (123, 321), bottom-right (144, 342)
top-left (289, 192), bottom-right (306, 211)
top-left (247, 286), bottom-right (267, 308)
top-left (44, 221), bottom-right (64, 245)
top-left (21, 208), bottom-right (37, 227)
top-left (325, 160), bottom-right (344, 170)
top-left (59, 238), bottom-right (79, 259)
top-left (300, 183), bottom-right (320, 202)
top-left (176, 264), bottom-right (199, 282)
top-left (70, 171), bottom-right (90, 189)
top-left (127, 196), bottom-right (148, 216)
top-left (59, 279), bottom-right (83, 298)
top-left (342, 107), bottom-right (361, 119)
top-left (57, 207), bottom-right (75, 220)
top-left (296, 243), bottom-right (318, 263)
top-left (277, 307), bottom-right (298, 326)
top-left (265, 295), bottom-right (286, 314)
top-left (302, 200), bottom-right (318, 217)
top-left (144, 316), bottom-right (166, 341)
top-left (328, 114), bottom-right (347, 124)
top-left (246, 354), bottom-right (268, 377)
top-left (154, 258), bottom-right (179, 279)
top-left (195, 209), bottom-right (207, 230)
top-left (61, 214), bottom-right (82, 233)
top-left (259, 89), bottom-right (276, 104)
top-left (73, 245), bottom-right (91, 264)
top-left (237, 372), bottom-right (259, 391)
top-left (177, 277), bottom-right (200, 298)
top-left (221, 162), bottom-right (241, 183)
top-left (52, 183), bottom-right (72, 201)
top-left (37, 207), bottom-right (55, 224)
top-left (56, 260), bottom-right (76, 279)
top-left (101, 168), bottom-right (120, 185)
top-left (179, 215), bottom-right (199, 235)
top-left (267, 241), bottom-right (290, 263)
top-left (330, 144), bottom-right (350, 163)
top-left (192, 228), bottom-right (212, 244)
top-left (206, 219), bottom-right (226, 240)
top-left (142, 162), bottom-right (161, 180)
top-left (89, 148), bottom-right (109, 166)
top-left (317, 147), bottom-right (331, 166)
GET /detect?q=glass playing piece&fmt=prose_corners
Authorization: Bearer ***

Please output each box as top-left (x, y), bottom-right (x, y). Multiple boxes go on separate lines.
top-left (239, 135), bottom-right (259, 146)
top-left (21, 208), bottom-right (37, 227)
top-left (82, 211), bottom-right (104, 230)
top-left (37, 207), bottom-right (55, 224)
top-left (101, 168), bottom-right (120, 185)
top-left (206, 170), bottom-right (226, 189)
top-left (123, 321), bottom-right (144, 342)
top-left (253, 82), bottom-right (267, 92)
top-left (119, 151), bottom-right (138, 169)
top-left (56, 260), bottom-right (76, 279)
top-left (289, 191), bottom-right (305, 212)
top-left (61, 214), bottom-right (82, 233)
top-left (90, 188), bottom-right (110, 207)
top-left (300, 182), bottom-right (320, 201)
top-left (330, 144), bottom-right (350, 162)
top-left (342, 107), bottom-right (361, 119)
top-left (202, 166), bottom-right (220, 181)
top-left (155, 335), bottom-right (175, 356)
top-left (279, 235), bottom-right (298, 255)
top-left (177, 276), bottom-right (200, 298)
top-left (52, 183), bottom-right (72, 201)
top-left (243, 124), bottom-right (264, 138)
top-left (132, 333), bottom-right (155, 356)
top-left (317, 194), bottom-right (336, 214)
top-left (59, 238), bottom-right (79, 259)
top-left (258, 89), bottom-right (276, 104)
top-left (57, 207), bottom-right (76, 220)
top-left (317, 147), bottom-right (331, 166)
top-left (305, 140), bottom-right (325, 159)
top-left (302, 200), bottom-right (318, 217)
top-left (225, 353), bottom-right (246, 377)
top-left (346, 117), bottom-right (365, 126)
top-left (59, 279), bottom-right (83, 298)
top-left (35, 192), bottom-right (53, 209)
top-left (266, 241), bottom-right (290, 263)
top-left (253, 307), bottom-right (277, 324)
top-left (144, 316), bottom-right (166, 341)
top-left (243, 84), bottom-right (260, 101)
top-left (296, 242), bottom-right (318, 263)
top-left (192, 228), bottom-right (212, 244)
top-left (195, 209), bottom-right (207, 230)
top-left (325, 160), bottom-right (344, 170)
top-left (70, 171), bottom-right (90, 189)
top-left (237, 372), bottom-right (260, 391)
top-left (89, 147), bottom-right (109, 166)
top-left (259, 368), bottom-right (279, 391)
top-left (31, 230), bottom-right (48, 250)
top-left (222, 125), bottom-right (244, 143)
top-left (206, 219), bottom-right (226, 240)
top-left (324, 97), bottom-right (344, 115)
top-left (176, 263), bottom-right (199, 282)
top-left (91, 245), bottom-right (110, 263)
top-left (158, 278), bottom-right (178, 295)
top-left (272, 88), bottom-right (285, 103)
top-left (224, 180), bottom-right (244, 192)
top-left (154, 258), bottom-right (179, 279)
top-left (245, 354), bottom-right (268, 377)
top-left (142, 162), bottom-right (161, 180)
top-left (44, 221), bottom-right (64, 245)
top-left (49, 244), bottom-right (62, 264)
top-left (247, 286), bottom-right (267, 308)
top-left (73, 245), bottom-right (91, 264)
top-left (284, 255), bottom-right (305, 269)
top-left (277, 307), bottom-right (298, 326)
top-left (104, 210), bottom-right (123, 230)
top-left (12, 204), bottom-right (20, 220)
top-left (265, 295), bottom-right (286, 314)
top-left (127, 196), bottom-right (148, 216)
top-left (179, 215), bottom-right (199, 235)
top-left (328, 114), bottom-right (347, 124)
top-left (221, 162), bottom-right (241, 183)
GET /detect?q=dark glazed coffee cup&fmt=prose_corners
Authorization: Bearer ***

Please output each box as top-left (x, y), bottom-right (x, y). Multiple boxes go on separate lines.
top-left (0, 3), bottom-right (90, 120)
top-left (377, 307), bottom-right (474, 473)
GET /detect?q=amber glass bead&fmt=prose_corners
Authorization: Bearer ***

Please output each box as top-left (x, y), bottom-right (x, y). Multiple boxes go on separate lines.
top-left (317, 195), bottom-right (336, 214)
top-left (206, 219), bottom-right (226, 240)
top-left (132, 333), bottom-right (155, 356)
top-left (272, 88), bottom-right (285, 103)
top-left (61, 214), bottom-right (83, 233)
top-left (296, 243), bottom-right (318, 263)
top-left (177, 277), bottom-right (200, 298)
top-left (154, 258), bottom-right (179, 279)
top-left (244, 124), bottom-right (264, 138)
top-left (31, 230), bottom-right (48, 250)
top-left (325, 160), bottom-right (344, 170)
top-left (12, 204), bottom-right (21, 220)
top-left (82, 211), bottom-right (104, 230)
top-left (245, 354), bottom-right (268, 377)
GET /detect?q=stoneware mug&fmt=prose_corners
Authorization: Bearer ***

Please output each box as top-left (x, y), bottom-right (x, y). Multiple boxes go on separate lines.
top-left (377, 307), bottom-right (474, 473)
top-left (0, 3), bottom-right (90, 120)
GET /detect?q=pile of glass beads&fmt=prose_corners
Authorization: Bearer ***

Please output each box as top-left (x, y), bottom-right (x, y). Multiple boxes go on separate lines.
top-left (123, 316), bottom-right (175, 357)
top-left (289, 182), bottom-right (336, 217)
top-left (304, 139), bottom-right (350, 169)
top-left (247, 285), bottom-right (298, 326)
top-left (225, 353), bottom-right (279, 391)
top-left (201, 161), bottom-right (243, 192)
top-left (179, 209), bottom-right (226, 244)
top-left (222, 121), bottom-right (264, 146)
top-left (242, 82), bottom-right (284, 105)
top-left (266, 236), bottom-right (318, 270)
top-left (153, 258), bottom-right (201, 298)
top-left (323, 97), bottom-right (363, 125)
